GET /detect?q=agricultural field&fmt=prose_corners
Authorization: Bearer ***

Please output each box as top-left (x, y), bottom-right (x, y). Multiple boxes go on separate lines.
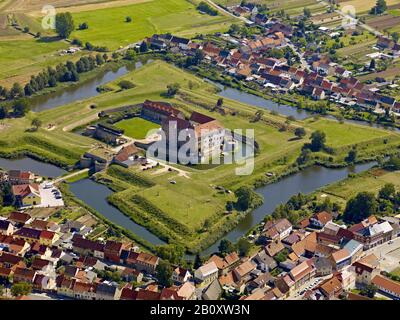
top-left (339, 0), bottom-right (400, 14)
top-left (114, 117), bottom-right (160, 139)
top-left (67, 0), bottom-right (235, 50)
top-left (0, 38), bottom-right (74, 87)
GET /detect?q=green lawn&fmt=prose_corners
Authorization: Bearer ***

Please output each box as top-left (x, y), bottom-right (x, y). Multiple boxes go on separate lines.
top-left (305, 118), bottom-right (393, 148)
top-left (319, 169), bottom-right (400, 203)
top-left (69, 0), bottom-right (235, 49)
top-left (115, 117), bottom-right (160, 139)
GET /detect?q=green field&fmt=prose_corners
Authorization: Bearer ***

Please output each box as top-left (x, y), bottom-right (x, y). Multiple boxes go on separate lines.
top-left (115, 117), bottom-right (160, 139)
top-left (0, 38), bottom-right (74, 86)
top-left (305, 118), bottom-right (393, 148)
top-left (318, 169), bottom-right (400, 207)
top-left (69, 0), bottom-right (235, 49)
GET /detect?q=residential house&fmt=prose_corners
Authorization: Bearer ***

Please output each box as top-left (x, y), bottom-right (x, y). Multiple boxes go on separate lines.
top-left (8, 212), bottom-right (32, 225)
top-left (0, 252), bottom-right (25, 270)
top-left (13, 227), bottom-right (41, 244)
top-left (263, 218), bottom-right (292, 240)
top-left (207, 252), bottom-right (240, 275)
top-left (265, 240), bottom-right (285, 257)
top-left (0, 235), bottom-right (30, 256)
top-left (113, 144), bottom-right (140, 168)
top-left (194, 261), bottom-right (219, 285)
top-left (372, 275), bottom-right (400, 300)
top-left (233, 260), bottom-right (256, 283)
top-left (13, 267), bottom-right (36, 284)
top-left (329, 248), bottom-right (351, 271)
top-left (342, 239), bottom-right (363, 263)
top-left (310, 211), bottom-right (332, 229)
top-left (72, 281), bottom-right (97, 300)
top-left (202, 279), bottom-right (222, 300)
top-left (8, 170), bottom-right (35, 185)
top-left (104, 240), bottom-right (124, 263)
top-left (134, 252), bottom-right (159, 275)
top-left (353, 253), bottom-right (380, 287)
top-left (39, 230), bottom-right (59, 246)
top-left (12, 184), bottom-right (41, 207)
top-left (352, 220), bottom-right (393, 249)
top-left (172, 267), bottom-right (192, 284)
top-left (252, 250), bottom-right (277, 272)
top-left (0, 220), bottom-right (14, 236)
top-left (313, 256), bottom-right (333, 276)
top-left (288, 259), bottom-right (316, 289)
top-left (318, 276), bottom-right (343, 300)
top-left (72, 236), bottom-right (104, 259)
top-left (96, 282), bottom-right (122, 300)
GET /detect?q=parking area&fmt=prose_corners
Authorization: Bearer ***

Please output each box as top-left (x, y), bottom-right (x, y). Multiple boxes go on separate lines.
top-left (36, 182), bottom-right (64, 208)
top-left (364, 237), bottom-right (400, 272)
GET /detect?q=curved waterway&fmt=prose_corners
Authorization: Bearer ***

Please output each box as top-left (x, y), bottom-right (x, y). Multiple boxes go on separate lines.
top-left (0, 157), bottom-right (66, 178)
top-left (30, 60), bottom-right (151, 112)
top-left (69, 179), bottom-right (166, 245)
top-left (210, 80), bottom-right (400, 132)
top-left (68, 162), bottom-right (376, 255)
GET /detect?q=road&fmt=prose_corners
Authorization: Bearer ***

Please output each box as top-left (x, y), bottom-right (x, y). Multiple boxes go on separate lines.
top-left (318, 0), bottom-right (383, 37)
top-left (54, 168), bottom-right (89, 183)
top-left (204, 0), bottom-right (252, 24)
top-left (287, 42), bottom-right (310, 72)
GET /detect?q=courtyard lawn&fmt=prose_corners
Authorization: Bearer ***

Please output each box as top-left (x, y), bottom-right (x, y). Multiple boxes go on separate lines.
top-left (115, 117), bottom-right (160, 139)
top-left (69, 0), bottom-right (235, 49)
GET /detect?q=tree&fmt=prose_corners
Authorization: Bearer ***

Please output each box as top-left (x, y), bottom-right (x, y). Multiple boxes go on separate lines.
top-left (237, 238), bottom-right (251, 257)
top-left (139, 41), bottom-right (148, 53)
top-left (369, 59), bottom-right (376, 70)
top-left (360, 284), bottom-right (377, 298)
top-left (218, 239), bottom-right (235, 255)
top-left (345, 149), bottom-right (357, 163)
top-left (216, 98), bottom-right (224, 108)
top-left (78, 22), bottom-right (89, 30)
top-left (124, 49), bottom-right (136, 61)
top-left (392, 32), bottom-right (399, 43)
top-left (155, 244), bottom-right (184, 264)
top-left (294, 127), bottom-right (306, 139)
top-left (379, 183), bottom-right (396, 200)
top-left (296, 148), bottom-right (312, 165)
top-left (11, 282), bottom-right (32, 297)
top-left (12, 98), bottom-right (30, 117)
top-left (371, 0), bottom-right (387, 14)
top-left (55, 12), bottom-right (75, 39)
top-left (10, 82), bottom-right (24, 98)
top-left (343, 192), bottom-right (378, 223)
top-left (384, 155), bottom-right (400, 170)
top-left (126, 16), bottom-right (132, 23)
top-left (193, 254), bottom-right (203, 269)
top-left (303, 8), bottom-right (311, 18)
top-left (118, 80), bottom-right (135, 90)
top-left (31, 118), bottom-right (42, 131)
top-left (234, 186), bottom-right (256, 211)
top-left (156, 260), bottom-right (173, 287)
top-left (166, 83), bottom-right (180, 97)
top-left (310, 130), bottom-right (326, 152)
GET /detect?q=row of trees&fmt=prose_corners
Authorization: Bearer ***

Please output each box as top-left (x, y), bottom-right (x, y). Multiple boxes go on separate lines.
top-left (344, 181), bottom-right (400, 223)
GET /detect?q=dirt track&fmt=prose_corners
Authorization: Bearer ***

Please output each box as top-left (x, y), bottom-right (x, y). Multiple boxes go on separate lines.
top-left (2, 0), bottom-right (152, 14)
